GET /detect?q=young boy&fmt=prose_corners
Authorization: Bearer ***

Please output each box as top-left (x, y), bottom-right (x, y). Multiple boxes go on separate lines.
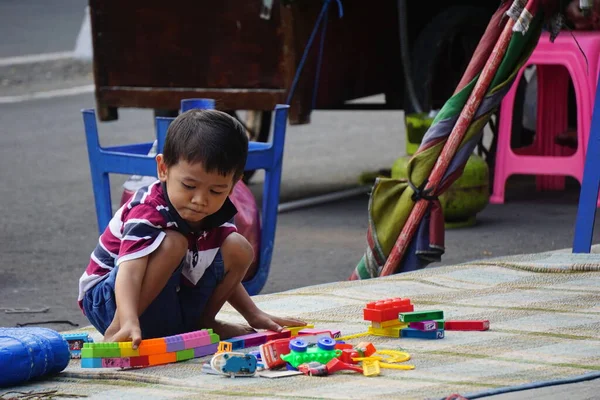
top-left (78, 109), bottom-right (304, 347)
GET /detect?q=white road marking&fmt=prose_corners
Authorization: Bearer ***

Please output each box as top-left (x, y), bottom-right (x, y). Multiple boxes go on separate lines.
top-left (0, 84), bottom-right (95, 104)
top-left (0, 51), bottom-right (75, 67)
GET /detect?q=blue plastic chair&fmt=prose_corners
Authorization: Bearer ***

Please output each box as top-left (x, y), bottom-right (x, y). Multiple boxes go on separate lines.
top-left (573, 73), bottom-right (600, 253)
top-left (82, 99), bottom-right (290, 295)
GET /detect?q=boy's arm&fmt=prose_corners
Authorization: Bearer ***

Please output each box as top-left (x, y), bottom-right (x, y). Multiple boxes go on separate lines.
top-left (228, 283), bottom-right (306, 332)
top-left (112, 256), bottom-right (149, 346)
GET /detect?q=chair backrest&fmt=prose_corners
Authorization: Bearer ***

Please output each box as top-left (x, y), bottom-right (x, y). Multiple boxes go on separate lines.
top-left (82, 99), bottom-right (289, 295)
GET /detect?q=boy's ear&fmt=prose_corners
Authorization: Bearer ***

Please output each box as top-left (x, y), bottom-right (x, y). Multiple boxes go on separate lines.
top-left (156, 154), bottom-right (168, 182)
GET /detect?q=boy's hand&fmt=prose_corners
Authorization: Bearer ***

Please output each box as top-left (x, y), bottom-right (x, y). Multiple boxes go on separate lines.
top-left (104, 319), bottom-right (142, 348)
top-left (247, 310), bottom-right (306, 332)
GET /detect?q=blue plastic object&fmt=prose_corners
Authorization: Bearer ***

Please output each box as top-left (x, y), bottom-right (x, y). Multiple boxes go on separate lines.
top-left (289, 338), bottom-right (308, 352)
top-left (573, 72), bottom-right (600, 253)
top-left (317, 337), bottom-right (336, 351)
top-left (82, 99), bottom-right (289, 295)
top-left (0, 328), bottom-right (70, 387)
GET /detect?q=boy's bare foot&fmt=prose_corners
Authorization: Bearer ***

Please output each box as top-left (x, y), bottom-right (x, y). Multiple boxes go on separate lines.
top-left (205, 320), bottom-right (255, 339)
top-left (103, 314), bottom-right (120, 341)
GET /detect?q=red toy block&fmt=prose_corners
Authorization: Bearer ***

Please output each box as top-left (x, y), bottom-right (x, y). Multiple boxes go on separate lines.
top-left (363, 298), bottom-right (414, 322)
top-left (264, 330), bottom-right (290, 342)
top-left (129, 355), bottom-right (150, 367)
top-left (234, 332), bottom-right (268, 347)
top-left (445, 320), bottom-right (490, 331)
top-left (339, 349), bottom-right (360, 364)
top-left (335, 343), bottom-right (354, 350)
top-left (355, 342), bottom-right (376, 357)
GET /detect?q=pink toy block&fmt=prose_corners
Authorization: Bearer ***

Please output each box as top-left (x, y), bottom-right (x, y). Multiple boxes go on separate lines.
top-left (165, 334), bottom-right (185, 352)
top-left (193, 343), bottom-right (219, 357)
top-left (492, 31), bottom-right (600, 205)
top-left (102, 357), bottom-right (131, 368)
top-left (298, 328), bottom-right (341, 338)
top-left (181, 330), bottom-right (211, 349)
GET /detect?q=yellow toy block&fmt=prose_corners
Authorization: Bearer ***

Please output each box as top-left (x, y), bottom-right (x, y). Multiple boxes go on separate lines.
top-left (118, 342), bottom-right (140, 357)
top-left (287, 324), bottom-right (314, 337)
top-left (362, 360), bottom-right (381, 376)
top-left (217, 341), bottom-right (232, 354)
top-left (371, 320), bottom-right (407, 329)
top-left (368, 325), bottom-right (405, 338)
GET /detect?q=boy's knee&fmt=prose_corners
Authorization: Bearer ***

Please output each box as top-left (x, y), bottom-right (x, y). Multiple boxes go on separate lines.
top-left (221, 233), bottom-right (254, 274)
top-left (161, 230), bottom-right (188, 259)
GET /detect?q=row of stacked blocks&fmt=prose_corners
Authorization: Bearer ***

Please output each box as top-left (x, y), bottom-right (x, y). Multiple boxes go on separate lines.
top-left (364, 298), bottom-right (489, 339)
top-left (81, 325), bottom-right (313, 368)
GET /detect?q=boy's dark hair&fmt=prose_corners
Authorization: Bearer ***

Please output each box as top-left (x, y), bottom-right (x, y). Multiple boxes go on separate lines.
top-left (163, 109), bottom-right (248, 180)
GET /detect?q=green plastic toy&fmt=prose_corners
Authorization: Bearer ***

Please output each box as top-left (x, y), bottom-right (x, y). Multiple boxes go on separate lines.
top-left (281, 338), bottom-right (342, 368)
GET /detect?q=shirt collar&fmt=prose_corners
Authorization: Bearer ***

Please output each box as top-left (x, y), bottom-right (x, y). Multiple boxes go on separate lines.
top-left (160, 182), bottom-right (237, 236)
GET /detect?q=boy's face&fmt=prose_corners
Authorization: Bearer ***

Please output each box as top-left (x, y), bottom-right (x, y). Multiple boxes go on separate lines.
top-left (156, 155), bottom-right (236, 226)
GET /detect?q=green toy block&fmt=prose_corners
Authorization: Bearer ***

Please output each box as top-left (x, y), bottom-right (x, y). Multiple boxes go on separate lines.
top-left (435, 320), bottom-right (445, 329)
top-left (210, 333), bottom-right (220, 343)
top-left (176, 349), bottom-right (195, 361)
top-left (81, 342), bottom-right (121, 358)
top-left (399, 310), bottom-right (444, 323)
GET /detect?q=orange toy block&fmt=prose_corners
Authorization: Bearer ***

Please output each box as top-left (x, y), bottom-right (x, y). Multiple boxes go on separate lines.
top-left (148, 352), bottom-right (177, 366)
top-left (363, 298), bottom-right (414, 322)
top-left (138, 338), bottom-right (167, 356)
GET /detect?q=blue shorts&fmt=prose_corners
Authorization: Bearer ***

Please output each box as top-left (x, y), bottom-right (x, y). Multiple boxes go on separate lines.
top-left (82, 251), bottom-right (225, 339)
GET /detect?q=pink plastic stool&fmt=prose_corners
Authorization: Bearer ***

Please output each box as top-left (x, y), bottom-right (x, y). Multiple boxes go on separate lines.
top-left (491, 31), bottom-right (600, 204)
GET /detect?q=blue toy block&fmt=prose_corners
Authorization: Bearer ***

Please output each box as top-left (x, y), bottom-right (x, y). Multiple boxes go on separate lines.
top-left (82, 99), bottom-right (290, 296)
top-left (81, 358), bottom-right (103, 368)
top-left (401, 328), bottom-right (445, 340)
top-left (224, 337), bottom-right (245, 350)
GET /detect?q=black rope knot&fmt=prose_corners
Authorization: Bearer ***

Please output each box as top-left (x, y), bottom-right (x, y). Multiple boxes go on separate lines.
top-left (408, 179), bottom-right (438, 202)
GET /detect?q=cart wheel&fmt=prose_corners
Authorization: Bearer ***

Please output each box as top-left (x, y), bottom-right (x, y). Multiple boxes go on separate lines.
top-left (289, 338), bottom-right (308, 352)
top-left (316, 337), bottom-right (336, 351)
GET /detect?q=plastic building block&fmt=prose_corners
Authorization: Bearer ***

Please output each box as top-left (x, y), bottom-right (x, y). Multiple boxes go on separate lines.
top-left (364, 298), bottom-right (414, 322)
top-left (435, 320), bottom-right (445, 329)
top-left (354, 342), bottom-right (376, 357)
top-left (81, 342), bottom-right (121, 358)
top-left (233, 332), bottom-right (268, 347)
top-left (298, 328), bottom-right (341, 338)
top-left (118, 342), bottom-right (140, 357)
top-left (194, 343), bottom-right (219, 358)
top-left (181, 330), bottom-right (212, 348)
top-left (129, 355), bottom-right (150, 367)
top-left (445, 320), bottom-right (490, 331)
top-left (148, 352), bottom-right (177, 366)
top-left (165, 334), bottom-right (185, 352)
top-left (102, 357), bottom-right (131, 368)
top-left (409, 320), bottom-right (437, 331)
top-left (81, 358), bottom-right (102, 368)
top-left (362, 359), bottom-right (381, 376)
top-left (401, 328), bottom-right (445, 339)
top-left (339, 348), bottom-right (360, 364)
top-left (286, 324), bottom-right (315, 337)
top-left (209, 333), bottom-right (220, 343)
top-left (280, 338), bottom-right (342, 368)
top-left (264, 330), bottom-right (290, 341)
top-left (371, 320), bottom-right (405, 329)
top-left (399, 310), bottom-right (444, 323)
top-left (335, 343), bottom-right (353, 350)
top-left (62, 333), bottom-right (94, 359)
top-left (368, 326), bottom-right (403, 338)
top-left (218, 342), bottom-right (233, 353)
top-left (176, 349), bottom-right (195, 361)
top-left (224, 337), bottom-right (245, 350)
top-left (138, 338), bottom-right (167, 356)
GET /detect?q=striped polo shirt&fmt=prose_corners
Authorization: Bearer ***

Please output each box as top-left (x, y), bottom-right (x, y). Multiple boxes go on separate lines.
top-left (78, 180), bottom-right (237, 309)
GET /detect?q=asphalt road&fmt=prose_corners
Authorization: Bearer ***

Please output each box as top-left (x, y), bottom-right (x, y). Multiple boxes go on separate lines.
top-left (0, 0), bottom-right (84, 58)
